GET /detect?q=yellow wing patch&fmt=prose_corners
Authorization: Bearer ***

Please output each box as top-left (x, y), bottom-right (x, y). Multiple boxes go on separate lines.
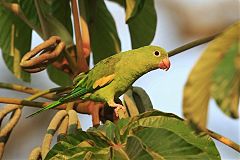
top-left (93, 74), bottom-right (115, 89)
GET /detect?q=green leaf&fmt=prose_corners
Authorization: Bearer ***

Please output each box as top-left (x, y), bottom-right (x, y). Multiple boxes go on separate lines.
top-left (183, 22), bottom-right (240, 128)
top-left (125, 135), bottom-right (153, 160)
top-left (211, 42), bottom-right (239, 118)
top-left (34, 0), bottom-right (74, 86)
top-left (125, 0), bottom-right (145, 23)
top-left (124, 86), bottom-right (153, 117)
top-left (81, 0), bottom-right (121, 63)
top-left (127, 0), bottom-right (157, 49)
top-left (0, 2), bottom-right (31, 82)
top-left (46, 110), bottom-right (220, 160)
top-left (108, 0), bottom-right (124, 6)
top-left (43, 0), bottom-right (73, 36)
top-left (47, 65), bottom-right (72, 86)
top-left (18, 0), bottom-right (42, 36)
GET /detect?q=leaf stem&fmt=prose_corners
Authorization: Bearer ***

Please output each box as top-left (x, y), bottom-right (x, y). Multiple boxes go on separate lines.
top-left (168, 33), bottom-right (220, 57)
top-left (70, 0), bottom-right (89, 73)
top-left (206, 129), bottom-right (240, 152)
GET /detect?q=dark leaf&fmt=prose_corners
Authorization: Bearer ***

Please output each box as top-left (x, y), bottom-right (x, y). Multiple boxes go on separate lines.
top-left (0, 2), bottom-right (31, 82)
top-left (127, 0), bottom-right (157, 49)
top-left (81, 0), bottom-right (121, 63)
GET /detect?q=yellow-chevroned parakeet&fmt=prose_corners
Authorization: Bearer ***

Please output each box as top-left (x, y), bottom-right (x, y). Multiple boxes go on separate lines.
top-left (27, 46), bottom-right (170, 118)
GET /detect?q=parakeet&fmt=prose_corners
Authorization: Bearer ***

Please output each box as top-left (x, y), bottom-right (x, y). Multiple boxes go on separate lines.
top-left (27, 46), bottom-right (170, 118)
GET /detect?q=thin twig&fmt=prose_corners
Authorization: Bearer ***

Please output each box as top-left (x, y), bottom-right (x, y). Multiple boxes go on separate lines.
top-left (0, 97), bottom-right (104, 117)
top-left (0, 97), bottom-right (63, 109)
top-left (168, 33), bottom-right (220, 57)
top-left (0, 82), bottom-right (71, 100)
top-left (207, 129), bottom-right (240, 152)
top-left (70, 0), bottom-right (89, 74)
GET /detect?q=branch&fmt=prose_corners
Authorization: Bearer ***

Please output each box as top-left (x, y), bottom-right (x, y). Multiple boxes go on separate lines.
top-left (0, 97), bottom-right (104, 117)
top-left (0, 97), bottom-right (63, 109)
top-left (168, 33), bottom-right (220, 57)
top-left (70, 0), bottom-right (89, 74)
top-left (0, 82), bottom-right (71, 100)
top-left (207, 129), bottom-right (240, 152)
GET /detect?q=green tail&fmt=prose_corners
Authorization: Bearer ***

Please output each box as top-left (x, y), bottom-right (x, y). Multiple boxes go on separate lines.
top-left (26, 101), bottom-right (62, 118)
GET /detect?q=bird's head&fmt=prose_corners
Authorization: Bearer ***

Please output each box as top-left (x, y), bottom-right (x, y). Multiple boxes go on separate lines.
top-left (135, 46), bottom-right (170, 71)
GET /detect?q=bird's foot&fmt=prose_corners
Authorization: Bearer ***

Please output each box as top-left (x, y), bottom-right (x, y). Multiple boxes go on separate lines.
top-left (113, 104), bottom-right (127, 118)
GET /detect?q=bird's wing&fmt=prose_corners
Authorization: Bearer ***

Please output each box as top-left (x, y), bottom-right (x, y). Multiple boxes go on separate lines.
top-left (61, 55), bottom-right (121, 102)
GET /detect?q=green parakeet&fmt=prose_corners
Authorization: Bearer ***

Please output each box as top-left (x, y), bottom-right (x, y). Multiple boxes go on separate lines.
top-left (27, 46), bottom-right (170, 118)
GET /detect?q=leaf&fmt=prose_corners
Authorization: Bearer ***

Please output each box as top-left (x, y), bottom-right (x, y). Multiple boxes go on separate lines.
top-left (123, 86), bottom-right (153, 117)
top-left (125, 135), bottom-right (153, 160)
top-left (125, 0), bottom-right (145, 23)
top-left (81, 0), bottom-right (121, 64)
top-left (183, 22), bottom-right (240, 128)
top-left (1, 0), bottom-right (73, 86)
top-left (47, 65), bottom-right (72, 86)
top-left (127, 0), bottom-right (157, 49)
top-left (46, 110), bottom-right (220, 160)
top-left (43, 0), bottom-right (73, 36)
top-left (108, 0), bottom-right (124, 6)
top-left (0, 2), bottom-right (32, 82)
top-left (34, 0), bottom-right (74, 86)
top-left (211, 42), bottom-right (240, 118)
top-left (18, 0), bottom-right (42, 35)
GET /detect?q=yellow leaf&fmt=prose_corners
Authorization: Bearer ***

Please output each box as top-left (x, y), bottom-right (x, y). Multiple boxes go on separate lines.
top-left (183, 22), bottom-right (240, 128)
top-left (211, 42), bottom-right (239, 118)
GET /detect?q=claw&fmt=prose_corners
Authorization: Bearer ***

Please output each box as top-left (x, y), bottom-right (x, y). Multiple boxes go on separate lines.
top-left (114, 104), bottom-right (126, 117)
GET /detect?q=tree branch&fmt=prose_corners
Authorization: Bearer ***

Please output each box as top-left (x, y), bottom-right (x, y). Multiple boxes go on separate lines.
top-left (0, 82), bottom-right (71, 100)
top-left (70, 0), bottom-right (89, 74)
top-left (207, 129), bottom-right (240, 152)
top-left (168, 33), bottom-right (220, 57)
top-left (0, 97), bottom-right (105, 118)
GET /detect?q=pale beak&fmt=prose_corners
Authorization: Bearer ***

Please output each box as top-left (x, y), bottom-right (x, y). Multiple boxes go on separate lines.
top-left (159, 58), bottom-right (170, 71)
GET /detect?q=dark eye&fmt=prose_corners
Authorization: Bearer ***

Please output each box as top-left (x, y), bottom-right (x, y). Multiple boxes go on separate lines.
top-left (154, 50), bottom-right (161, 57)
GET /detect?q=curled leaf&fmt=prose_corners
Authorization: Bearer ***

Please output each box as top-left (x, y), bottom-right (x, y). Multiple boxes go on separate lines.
top-left (123, 86), bottom-right (153, 117)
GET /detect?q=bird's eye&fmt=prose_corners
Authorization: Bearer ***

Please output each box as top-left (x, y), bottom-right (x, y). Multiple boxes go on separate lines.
top-left (154, 50), bottom-right (161, 57)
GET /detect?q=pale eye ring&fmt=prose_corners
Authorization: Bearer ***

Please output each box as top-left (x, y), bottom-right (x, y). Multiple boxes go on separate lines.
top-left (154, 50), bottom-right (161, 57)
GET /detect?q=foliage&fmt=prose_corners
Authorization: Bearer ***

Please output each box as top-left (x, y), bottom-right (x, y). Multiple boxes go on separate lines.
top-left (183, 22), bottom-right (240, 128)
top-left (45, 110), bottom-right (220, 160)
top-left (0, 0), bottom-right (156, 85)
top-left (0, 0), bottom-right (239, 159)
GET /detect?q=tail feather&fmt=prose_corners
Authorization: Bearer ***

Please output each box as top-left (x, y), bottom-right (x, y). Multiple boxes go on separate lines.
top-left (26, 101), bottom-right (62, 118)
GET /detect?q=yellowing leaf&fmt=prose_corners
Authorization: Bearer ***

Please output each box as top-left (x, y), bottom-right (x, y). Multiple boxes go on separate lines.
top-left (211, 42), bottom-right (239, 118)
top-left (183, 22), bottom-right (240, 128)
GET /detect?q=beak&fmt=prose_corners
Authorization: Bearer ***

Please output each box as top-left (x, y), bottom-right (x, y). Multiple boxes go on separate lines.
top-left (159, 58), bottom-right (170, 71)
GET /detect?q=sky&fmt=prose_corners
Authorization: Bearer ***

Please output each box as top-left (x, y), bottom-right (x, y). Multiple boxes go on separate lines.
top-left (0, 0), bottom-right (239, 159)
